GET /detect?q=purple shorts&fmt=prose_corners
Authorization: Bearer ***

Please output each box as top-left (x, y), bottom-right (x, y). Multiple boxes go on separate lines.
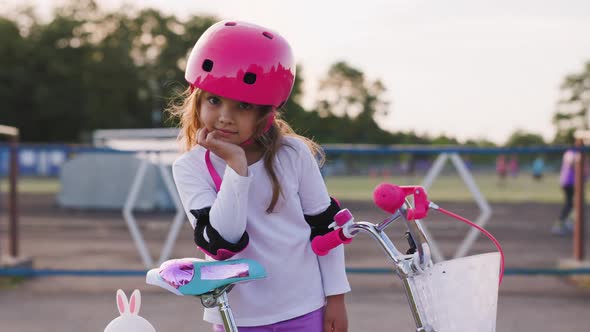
top-left (212, 307), bottom-right (324, 332)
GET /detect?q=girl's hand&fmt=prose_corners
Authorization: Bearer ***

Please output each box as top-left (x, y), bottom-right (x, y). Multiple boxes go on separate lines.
top-left (324, 294), bottom-right (348, 332)
top-left (197, 128), bottom-right (247, 176)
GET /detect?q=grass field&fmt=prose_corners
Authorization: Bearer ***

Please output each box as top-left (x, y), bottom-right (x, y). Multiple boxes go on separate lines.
top-left (326, 173), bottom-right (573, 203)
top-left (0, 177), bottom-right (60, 194)
top-left (0, 173), bottom-right (578, 203)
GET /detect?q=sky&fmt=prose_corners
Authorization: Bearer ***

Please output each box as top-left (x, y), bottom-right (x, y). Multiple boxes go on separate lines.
top-left (5, 0), bottom-right (590, 144)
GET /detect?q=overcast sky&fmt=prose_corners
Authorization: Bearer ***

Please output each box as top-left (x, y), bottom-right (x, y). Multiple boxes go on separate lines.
top-left (6, 0), bottom-right (590, 143)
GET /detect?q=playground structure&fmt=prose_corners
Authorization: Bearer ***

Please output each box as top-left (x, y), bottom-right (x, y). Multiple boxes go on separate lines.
top-left (92, 128), bottom-right (184, 268)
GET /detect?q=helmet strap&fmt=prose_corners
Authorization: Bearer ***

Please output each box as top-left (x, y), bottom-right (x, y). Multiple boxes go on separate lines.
top-left (240, 111), bottom-right (275, 147)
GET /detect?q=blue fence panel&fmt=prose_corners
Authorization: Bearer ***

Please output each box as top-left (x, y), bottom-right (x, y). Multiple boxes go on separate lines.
top-left (0, 144), bottom-right (72, 177)
top-left (0, 146), bottom-right (8, 176)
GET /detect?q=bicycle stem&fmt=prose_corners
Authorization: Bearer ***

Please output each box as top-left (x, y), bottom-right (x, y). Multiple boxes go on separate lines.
top-left (346, 201), bottom-right (434, 331)
top-left (368, 200), bottom-right (432, 272)
top-left (401, 199), bottom-right (432, 269)
top-left (375, 209), bottom-right (403, 232)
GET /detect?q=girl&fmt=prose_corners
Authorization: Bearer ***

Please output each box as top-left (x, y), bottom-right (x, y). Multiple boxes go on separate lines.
top-left (169, 21), bottom-right (350, 332)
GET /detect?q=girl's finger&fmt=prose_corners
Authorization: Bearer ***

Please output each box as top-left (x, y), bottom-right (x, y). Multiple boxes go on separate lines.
top-left (206, 130), bottom-right (221, 145)
top-left (197, 128), bottom-right (209, 145)
top-left (196, 128), bottom-right (203, 143)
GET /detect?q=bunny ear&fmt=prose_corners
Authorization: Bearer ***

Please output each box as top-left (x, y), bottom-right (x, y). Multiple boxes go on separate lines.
top-left (129, 289), bottom-right (141, 315)
top-left (116, 289), bottom-right (129, 315)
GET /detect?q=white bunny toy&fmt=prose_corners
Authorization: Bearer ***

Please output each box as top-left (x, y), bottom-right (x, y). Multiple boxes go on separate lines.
top-left (104, 289), bottom-right (156, 332)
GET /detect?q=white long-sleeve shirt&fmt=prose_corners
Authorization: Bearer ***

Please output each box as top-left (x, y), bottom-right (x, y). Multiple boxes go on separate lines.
top-left (172, 136), bottom-right (350, 326)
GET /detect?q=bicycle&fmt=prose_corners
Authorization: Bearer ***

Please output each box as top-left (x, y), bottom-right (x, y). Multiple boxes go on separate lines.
top-left (146, 182), bottom-right (504, 332)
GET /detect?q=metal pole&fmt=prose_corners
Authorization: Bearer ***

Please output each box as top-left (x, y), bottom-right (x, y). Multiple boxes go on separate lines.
top-left (9, 135), bottom-right (19, 257)
top-left (122, 158), bottom-right (154, 268)
top-left (0, 145), bottom-right (2, 259)
top-left (217, 292), bottom-right (238, 332)
top-left (573, 139), bottom-right (585, 261)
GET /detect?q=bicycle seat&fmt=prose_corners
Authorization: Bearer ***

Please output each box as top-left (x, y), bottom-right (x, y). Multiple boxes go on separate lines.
top-left (146, 258), bottom-right (266, 296)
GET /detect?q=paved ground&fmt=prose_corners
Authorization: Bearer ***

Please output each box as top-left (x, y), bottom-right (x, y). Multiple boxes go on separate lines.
top-left (1, 194), bottom-right (589, 331)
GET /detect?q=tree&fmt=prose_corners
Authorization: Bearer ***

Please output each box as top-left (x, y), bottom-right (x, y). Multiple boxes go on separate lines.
top-left (464, 138), bottom-right (497, 148)
top-left (504, 129), bottom-right (546, 147)
top-left (313, 61), bottom-right (393, 143)
top-left (430, 134), bottom-right (460, 146)
top-left (0, 1), bottom-right (217, 142)
top-left (23, 5), bottom-right (98, 141)
top-left (553, 61), bottom-right (590, 144)
top-left (316, 61), bottom-right (389, 119)
top-left (0, 17), bottom-right (31, 134)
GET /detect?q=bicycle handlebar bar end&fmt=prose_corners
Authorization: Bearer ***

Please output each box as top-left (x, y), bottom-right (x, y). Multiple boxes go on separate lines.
top-left (334, 209), bottom-right (353, 226)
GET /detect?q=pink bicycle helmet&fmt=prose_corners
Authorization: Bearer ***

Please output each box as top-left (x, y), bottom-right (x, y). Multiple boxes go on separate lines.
top-left (185, 20), bottom-right (296, 109)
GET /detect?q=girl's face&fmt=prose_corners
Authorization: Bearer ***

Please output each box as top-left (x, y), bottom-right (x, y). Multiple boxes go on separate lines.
top-left (199, 92), bottom-right (264, 146)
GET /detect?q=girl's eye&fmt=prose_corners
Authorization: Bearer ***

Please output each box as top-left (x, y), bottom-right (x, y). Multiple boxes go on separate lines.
top-left (239, 102), bottom-right (254, 110)
top-left (207, 96), bottom-right (220, 105)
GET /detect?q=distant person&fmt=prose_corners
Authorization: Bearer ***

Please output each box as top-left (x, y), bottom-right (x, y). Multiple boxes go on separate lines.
top-left (508, 154), bottom-right (519, 178)
top-left (553, 149), bottom-right (577, 235)
top-left (496, 154), bottom-right (507, 185)
top-left (169, 21), bottom-right (349, 331)
top-left (532, 156), bottom-right (544, 181)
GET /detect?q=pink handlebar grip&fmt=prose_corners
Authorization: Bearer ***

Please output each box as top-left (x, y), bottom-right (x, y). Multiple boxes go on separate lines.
top-left (311, 229), bottom-right (353, 256)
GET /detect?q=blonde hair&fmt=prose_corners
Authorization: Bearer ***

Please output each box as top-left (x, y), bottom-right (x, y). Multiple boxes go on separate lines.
top-left (167, 87), bottom-right (325, 212)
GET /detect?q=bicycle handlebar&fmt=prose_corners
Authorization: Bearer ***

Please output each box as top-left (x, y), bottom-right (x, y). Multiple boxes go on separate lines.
top-left (311, 183), bottom-right (504, 283)
top-left (311, 183), bottom-right (433, 263)
top-left (311, 228), bottom-right (353, 256)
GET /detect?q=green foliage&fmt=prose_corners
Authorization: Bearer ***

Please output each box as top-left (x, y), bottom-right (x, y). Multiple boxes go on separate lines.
top-left (553, 61), bottom-right (590, 143)
top-left (301, 61), bottom-right (399, 144)
top-left (429, 134), bottom-right (460, 146)
top-left (464, 138), bottom-right (497, 147)
top-left (0, 1), bottom-right (215, 142)
top-left (504, 129), bottom-right (546, 147)
top-left (0, 17), bottom-right (31, 137)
